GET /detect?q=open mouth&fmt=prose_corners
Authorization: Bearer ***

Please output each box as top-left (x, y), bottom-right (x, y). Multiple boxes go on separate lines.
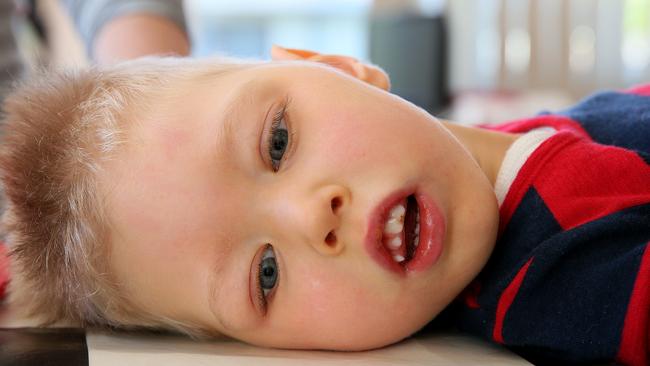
top-left (365, 188), bottom-right (446, 276)
top-left (382, 195), bottom-right (420, 264)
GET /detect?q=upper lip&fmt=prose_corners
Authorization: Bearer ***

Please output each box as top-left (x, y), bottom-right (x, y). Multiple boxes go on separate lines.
top-left (364, 186), bottom-right (415, 276)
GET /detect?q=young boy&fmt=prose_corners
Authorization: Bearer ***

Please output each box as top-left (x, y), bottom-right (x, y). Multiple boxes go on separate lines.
top-left (0, 46), bottom-right (647, 365)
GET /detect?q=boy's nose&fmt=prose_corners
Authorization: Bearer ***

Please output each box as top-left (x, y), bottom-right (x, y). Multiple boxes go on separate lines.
top-left (290, 184), bottom-right (350, 256)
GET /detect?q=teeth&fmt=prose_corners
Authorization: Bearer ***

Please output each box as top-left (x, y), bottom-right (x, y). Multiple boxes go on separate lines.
top-left (388, 236), bottom-right (402, 249)
top-left (384, 204), bottom-right (405, 234)
top-left (384, 217), bottom-right (404, 234)
top-left (389, 204), bottom-right (406, 218)
top-left (382, 201), bottom-right (423, 264)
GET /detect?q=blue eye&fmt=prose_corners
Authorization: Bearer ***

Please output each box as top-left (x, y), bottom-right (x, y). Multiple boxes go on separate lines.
top-left (267, 106), bottom-right (289, 171)
top-left (258, 245), bottom-right (278, 299)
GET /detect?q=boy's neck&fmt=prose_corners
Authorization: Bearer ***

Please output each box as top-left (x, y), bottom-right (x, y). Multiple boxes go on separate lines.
top-left (440, 120), bottom-right (520, 188)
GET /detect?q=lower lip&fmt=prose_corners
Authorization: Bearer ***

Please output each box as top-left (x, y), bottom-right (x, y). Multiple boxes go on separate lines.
top-left (365, 189), bottom-right (446, 276)
top-left (405, 192), bottom-right (445, 273)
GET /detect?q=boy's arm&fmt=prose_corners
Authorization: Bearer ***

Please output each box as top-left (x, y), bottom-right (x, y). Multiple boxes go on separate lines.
top-left (93, 12), bottom-right (190, 64)
top-left (60, 0), bottom-right (189, 64)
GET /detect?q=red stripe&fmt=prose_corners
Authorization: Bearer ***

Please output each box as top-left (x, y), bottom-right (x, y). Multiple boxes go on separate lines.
top-left (625, 84), bottom-right (650, 96)
top-left (0, 243), bottom-right (9, 301)
top-left (498, 132), bottom-right (577, 235)
top-left (493, 257), bottom-right (534, 344)
top-left (534, 136), bottom-right (650, 231)
top-left (461, 281), bottom-right (481, 309)
top-left (617, 242), bottom-right (650, 366)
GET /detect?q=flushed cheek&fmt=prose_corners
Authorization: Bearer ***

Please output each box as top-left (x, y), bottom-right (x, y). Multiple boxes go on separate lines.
top-left (276, 276), bottom-right (425, 349)
top-left (321, 107), bottom-right (424, 160)
top-left (285, 267), bottom-right (396, 328)
top-left (307, 116), bottom-right (372, 167)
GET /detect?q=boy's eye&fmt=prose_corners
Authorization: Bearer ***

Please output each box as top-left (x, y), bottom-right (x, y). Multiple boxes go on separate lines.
top-left (267, 105), bottom-right (289, 171)
top-left (258, 244), bottom-right (278, 302)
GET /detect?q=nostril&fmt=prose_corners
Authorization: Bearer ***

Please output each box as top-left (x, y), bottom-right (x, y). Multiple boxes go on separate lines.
top-left (331, 196), bottom-right (342, 212)
top-left (325, 231), bottom-right (337, 247)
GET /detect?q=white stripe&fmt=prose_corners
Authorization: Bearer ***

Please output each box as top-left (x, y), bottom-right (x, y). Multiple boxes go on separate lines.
top-left (494, 127), bottom-right (556, 206)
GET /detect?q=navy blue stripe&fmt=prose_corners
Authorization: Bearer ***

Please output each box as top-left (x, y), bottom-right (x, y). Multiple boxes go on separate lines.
top-left (455, 188), bottom-right (562, 339)
top-left (504, 203), bottom-right (650, 363)
top-left (555, 91), bottom-right (650, 154)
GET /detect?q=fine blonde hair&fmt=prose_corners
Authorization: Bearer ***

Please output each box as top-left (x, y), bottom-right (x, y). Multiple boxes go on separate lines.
top-left (0, 57), bottom-right (253, 337)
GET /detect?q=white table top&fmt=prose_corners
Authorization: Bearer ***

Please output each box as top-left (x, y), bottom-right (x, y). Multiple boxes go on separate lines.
top-left (1, 303), bottom-right (530, 365)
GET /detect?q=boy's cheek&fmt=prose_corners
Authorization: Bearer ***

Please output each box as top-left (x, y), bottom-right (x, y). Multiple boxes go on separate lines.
top-left (318, 122), bottom-right (371, 164)
top-left (279, 275), bottom-right (426, 349)
top-left (302, 107), bottom-right (393, 165)
top-left (288, 262), bottom-right (397, 320)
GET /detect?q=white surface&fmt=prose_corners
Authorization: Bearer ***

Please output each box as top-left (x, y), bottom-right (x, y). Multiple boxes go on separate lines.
top-left (87, 330), bottom-right (530, 366)
top-left (0, 304), bottom-right (529, 365)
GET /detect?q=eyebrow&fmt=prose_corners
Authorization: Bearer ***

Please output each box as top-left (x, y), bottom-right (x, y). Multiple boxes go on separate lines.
top-left (208, 239), bottom-right (234, 331)
top-left (216, 78), bottom-right (263, 156)
top-left (207, 79), bottom-right (260, 332)
top-left (207, 221), bottom-right (239, 331)
top-left (213, 87), bottom-right (244, 160)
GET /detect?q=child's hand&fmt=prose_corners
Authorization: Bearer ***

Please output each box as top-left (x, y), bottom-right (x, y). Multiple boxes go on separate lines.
top-left (271, 45), bottom-right (391, 91)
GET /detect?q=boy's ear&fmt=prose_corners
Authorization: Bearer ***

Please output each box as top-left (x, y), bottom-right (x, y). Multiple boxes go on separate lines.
top-left (271, 45), bottom-right (390, 91)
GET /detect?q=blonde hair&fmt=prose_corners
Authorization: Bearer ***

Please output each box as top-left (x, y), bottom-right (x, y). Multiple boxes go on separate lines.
top-left (0, 57), bottom-right (254, 336)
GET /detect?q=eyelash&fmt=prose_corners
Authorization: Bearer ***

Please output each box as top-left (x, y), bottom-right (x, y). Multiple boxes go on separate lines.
top-left (256, 244), bottom-right (278, 314)
top-left (254, 98), bottom-right (291, 314)
top-left (266, 98), bottom-right (292, 171)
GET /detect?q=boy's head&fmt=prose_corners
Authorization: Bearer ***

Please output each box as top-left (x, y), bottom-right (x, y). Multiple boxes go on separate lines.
top-left (0, 56), bottom-right (499, 350)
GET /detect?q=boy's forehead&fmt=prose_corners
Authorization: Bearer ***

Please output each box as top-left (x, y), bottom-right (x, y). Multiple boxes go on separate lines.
top-left (106, 62), bottom-right (338, 193)
top-left (139, 62), bottom-right (336, 129)
top-left (126, 73), bottom-right (250, 146)
top-left (101, 66), bottom-right (278, 208)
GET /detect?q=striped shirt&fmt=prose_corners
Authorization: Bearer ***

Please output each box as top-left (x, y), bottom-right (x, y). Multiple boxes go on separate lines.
top-left (454, 85), bottom-right (650, 365)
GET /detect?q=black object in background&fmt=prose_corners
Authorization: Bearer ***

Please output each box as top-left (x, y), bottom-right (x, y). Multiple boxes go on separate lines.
top-left (0, 328), bottom-right (88, 366)
top-left (370, 14), bottom-right (449, 114)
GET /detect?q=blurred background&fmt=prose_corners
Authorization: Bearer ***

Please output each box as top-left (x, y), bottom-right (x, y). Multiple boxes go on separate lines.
top-left (6, 0), bottom-right (650, 124)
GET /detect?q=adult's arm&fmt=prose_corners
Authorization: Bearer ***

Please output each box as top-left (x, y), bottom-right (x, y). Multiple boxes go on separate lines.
top-left (61, 0), bottom-right (190, 64)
